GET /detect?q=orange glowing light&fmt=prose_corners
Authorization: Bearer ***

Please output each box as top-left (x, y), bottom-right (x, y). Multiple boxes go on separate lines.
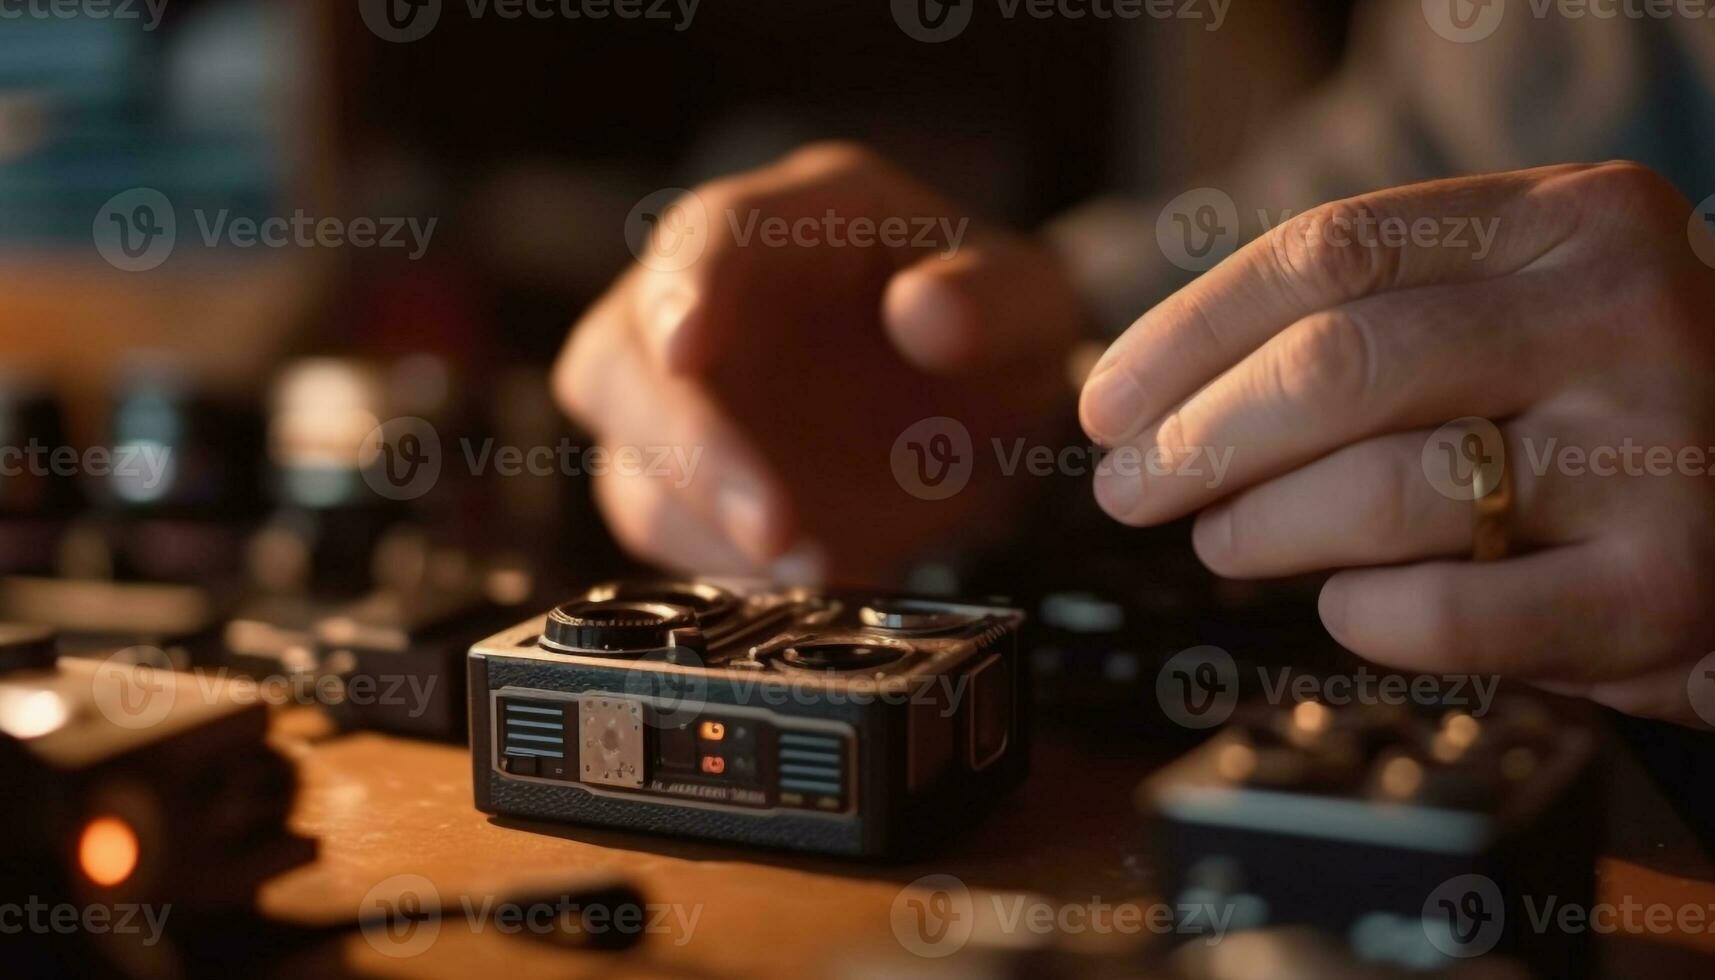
top-left (78, 816), bottom-right (139, 888)
top-left (698, 721), bottom-right (726, 741)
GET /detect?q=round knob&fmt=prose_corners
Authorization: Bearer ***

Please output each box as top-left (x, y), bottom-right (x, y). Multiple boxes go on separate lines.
top-left (539, 600), bottom-right (702, 656)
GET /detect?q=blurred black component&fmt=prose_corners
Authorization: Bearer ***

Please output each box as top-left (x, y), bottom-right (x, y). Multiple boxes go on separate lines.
top-left (0, 575), bottom-right (219, 668)
top-left (0, 377), bottom-right (75, 575)
top-left (77, 366), bottom-right (266, 585)
top-left (225, 529), bottom-right (534, 742)
top-left (1141, 694), bottom-right (1603, 978)
top-left (313, 568), bottom-right (533, 741)
top-left (253, 358), bottom-right (407, 599)
top-left (0, 638), bottom-right (315, 978)
top-left (0, 622), bottom-right (57, 673)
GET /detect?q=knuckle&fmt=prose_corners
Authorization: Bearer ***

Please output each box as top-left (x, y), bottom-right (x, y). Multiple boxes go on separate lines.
top-left (1272, 309), bottom-right (1380, 418)
top-left (1615, 533), bottom-right (1713, 647)
top-left (1193, 505), bottom-right (1242, 575)
top-left (784, 140), bottom-right (889, 177)
top-left (1414, 577), bottom-right (1480, 672)
top-left (1272, 199), bottom-right (1402, 300)
top-left (1585, 161), bottom-right (1685, 217)
top-left (1353, 441), bottom-right (1417, 547)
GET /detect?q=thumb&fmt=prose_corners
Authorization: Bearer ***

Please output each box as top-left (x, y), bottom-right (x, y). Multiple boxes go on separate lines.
top-left (882, 235), bottom-right (1083, 375)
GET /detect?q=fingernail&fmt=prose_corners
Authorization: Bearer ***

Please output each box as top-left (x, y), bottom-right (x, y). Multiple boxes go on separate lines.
top-left (1081, 366), bottom-right (1146, 445)
top-left (1192, 505), bottom-right (1233, 566)
top-left (1318, 578), bottom-right (1348, 638)
top-left (1093, 467), bottom-right (1144, 519)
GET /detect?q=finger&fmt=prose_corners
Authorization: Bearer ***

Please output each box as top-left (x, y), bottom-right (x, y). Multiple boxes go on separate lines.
top-left (634, 143), bottom-right (965, 375)
top-left (1317, 538), bottom-right (1676, 685)
top-left (1191, 422), bottom-right (1604, 579)
top-left (1080, 164), bottom-right (1599, 446)
top-left (553, 306), bottom-right (797, 565)
top-left (882, 235), bottom-right (1083, 374)
top-left (592, 470), bottom-right (758, 576)
top-left (1093, 271), bottom-right (1585, 525)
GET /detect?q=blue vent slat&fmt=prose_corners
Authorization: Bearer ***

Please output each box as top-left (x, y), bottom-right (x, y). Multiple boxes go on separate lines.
top-left (781, 762), bottom-right (840, 777)
top-left (505, 718), bottom-right (562, 731)
top-left (506, 732), bottom-right (563, 745)
top-left (779, 778), bottom-right (842, 794)
top-left (503, 747), bottom-right (564, 758)
top-left (779, 732), bottom-right (839, 748)
top-left (779, 748), bottom-right (840, 764)
top-left (507, 704), bottom-right (563, 717)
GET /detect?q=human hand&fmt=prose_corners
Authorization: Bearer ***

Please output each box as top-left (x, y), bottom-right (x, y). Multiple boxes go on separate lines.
top-left (556, 143), bottom-right (1083, 582)
top-left (1081, 163), bottom-right (1715, 727)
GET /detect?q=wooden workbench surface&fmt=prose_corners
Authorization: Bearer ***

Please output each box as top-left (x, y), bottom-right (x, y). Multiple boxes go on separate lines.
top-left (256, 712), bottom-right (1715, 979)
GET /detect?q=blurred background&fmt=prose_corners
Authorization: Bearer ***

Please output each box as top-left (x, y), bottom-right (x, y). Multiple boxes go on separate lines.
top-left (0, 0), bottom-right (1355, 597)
